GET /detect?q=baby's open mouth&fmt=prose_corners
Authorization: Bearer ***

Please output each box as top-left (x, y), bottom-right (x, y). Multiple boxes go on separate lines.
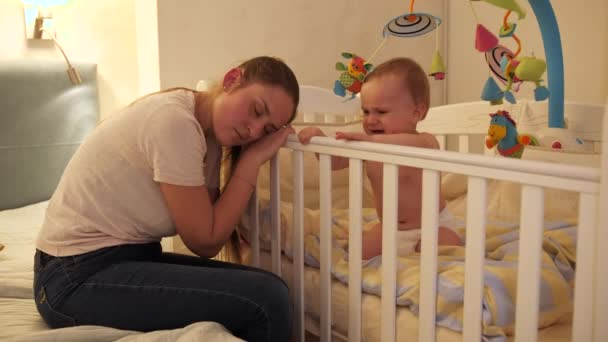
top-left (369, 129), bottom-right (384, 134)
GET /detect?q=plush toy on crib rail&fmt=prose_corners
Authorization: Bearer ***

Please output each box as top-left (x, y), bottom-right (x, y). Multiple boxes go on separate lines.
top-left (486, 110), bottom-right (539, 158)
top-left (333, 52), bottom-right (373, 99)
top-left (472, 0), bottom-right (550, 105)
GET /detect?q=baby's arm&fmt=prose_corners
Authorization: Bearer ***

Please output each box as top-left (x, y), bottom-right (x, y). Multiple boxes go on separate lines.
top-left (297, 127), bottom-right (349, 170)
top-left (336, 132), bottom-right (439, 149)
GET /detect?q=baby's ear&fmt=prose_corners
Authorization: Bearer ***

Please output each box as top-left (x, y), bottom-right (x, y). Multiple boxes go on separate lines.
top-left (414, 103), bottom-right (428, 121)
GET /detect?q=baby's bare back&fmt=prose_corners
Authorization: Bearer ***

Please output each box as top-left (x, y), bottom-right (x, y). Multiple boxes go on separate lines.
top-left (366, 160), bottom-right (444, 230)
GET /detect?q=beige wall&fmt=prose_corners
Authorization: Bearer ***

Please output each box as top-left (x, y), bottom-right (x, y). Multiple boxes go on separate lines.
top-left (0, 0), bottom-right (139, 120)
top-left (154, 0), bottom-right (447, 107)
top-left (1, 1), bottom-right (605, 119)
top-left (446, 0), bottom-right (607, 105)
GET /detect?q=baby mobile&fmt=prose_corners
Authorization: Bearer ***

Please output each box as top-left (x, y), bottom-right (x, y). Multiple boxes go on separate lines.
top-left (470, 0), bottom-right (556, 157)
top-left (471, 0), bottom-right (550, 105)
top-left (333, 0), bottom-right (446, 99)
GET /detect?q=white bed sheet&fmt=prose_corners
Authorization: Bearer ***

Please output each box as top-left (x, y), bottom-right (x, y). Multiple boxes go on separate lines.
top-left (0, 202), bottom-right (243, 342)
top-left (253, 251), bottom-right (573, 342)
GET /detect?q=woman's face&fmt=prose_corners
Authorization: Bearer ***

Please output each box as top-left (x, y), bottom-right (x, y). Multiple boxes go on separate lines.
top-left (211, 83), bottom-right (294, 147)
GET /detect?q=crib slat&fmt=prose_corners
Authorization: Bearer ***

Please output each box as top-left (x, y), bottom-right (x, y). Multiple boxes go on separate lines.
top-left (381, 164), bottom-right (399, 342)
top-left (292, 151), bottom-right (305, 342)
top-left (514, 185), bottom-right (544, 342)
top-left (319, 154), bottom-right (333, 342)
top-left (324, 114), bottom-right (337, 123)
top-left (593, 105), bottom-right (608, 342)
top-left (572, 193), bottom-right (597, 342)
top-left (270, 155), bottom-right (281, 276)
top-left (458, 135), bottom-right (470, 153)
top-left (303, 112), bottom-right (316, 123)
top-left (248, 188), bottom-right (260, 267)
top-left (436, 135), bottom-right (446, 151)
top-left (419, 169), bottom-right (440, 342)
top-left (463, 177), bottom-right (487, 342)
top-left (348, 158), bottom-right (363, 342)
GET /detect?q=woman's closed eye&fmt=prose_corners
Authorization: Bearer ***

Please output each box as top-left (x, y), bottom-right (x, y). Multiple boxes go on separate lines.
top-left (264, 125), bottom-right (276, 134)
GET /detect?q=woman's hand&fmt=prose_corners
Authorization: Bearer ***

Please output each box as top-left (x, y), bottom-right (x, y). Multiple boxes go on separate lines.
top-left (297, 127), bottom-right (325, 144)
top-left (241, 125), bottom-right (295, 166)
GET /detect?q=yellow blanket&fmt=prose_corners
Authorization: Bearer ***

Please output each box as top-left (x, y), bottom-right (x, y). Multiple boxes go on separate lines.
top-left (243, 201), bottom-right (576, 340)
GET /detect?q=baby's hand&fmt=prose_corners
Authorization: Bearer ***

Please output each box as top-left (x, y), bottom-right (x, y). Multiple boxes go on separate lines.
top-left (335, 131), bottom-right (369, 141)
top-left (297, 127), bottom-right (325, 144)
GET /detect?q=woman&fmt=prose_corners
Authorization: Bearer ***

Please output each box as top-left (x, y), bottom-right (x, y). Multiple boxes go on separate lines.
top-left (34, 56), bottom-right (299, 342)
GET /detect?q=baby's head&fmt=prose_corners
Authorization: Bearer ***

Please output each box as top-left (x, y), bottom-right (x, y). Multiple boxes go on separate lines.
top-left (360, 57), bottom-right (430, 134)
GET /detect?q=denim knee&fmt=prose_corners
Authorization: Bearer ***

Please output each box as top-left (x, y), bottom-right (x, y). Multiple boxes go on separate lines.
top-left (254, 272), bottom-right (292, 340)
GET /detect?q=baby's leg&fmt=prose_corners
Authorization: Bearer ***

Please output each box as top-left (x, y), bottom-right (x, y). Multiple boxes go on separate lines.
top-left (362, 222), bottom-right (383, 260)
top-left (437, 226), bottom-right (463, 246)
top-left (415, 226), bottom-right (463, 252)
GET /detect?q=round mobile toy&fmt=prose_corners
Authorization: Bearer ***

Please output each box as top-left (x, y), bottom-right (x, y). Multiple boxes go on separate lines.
top-left (332, 0), bottom-right (446, 98)
top-left (469, 0), bottom-right (550, 105)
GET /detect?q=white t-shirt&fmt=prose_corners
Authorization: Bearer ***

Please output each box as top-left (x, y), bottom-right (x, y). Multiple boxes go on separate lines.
top-left (37, 89), bottom-right (222, 256)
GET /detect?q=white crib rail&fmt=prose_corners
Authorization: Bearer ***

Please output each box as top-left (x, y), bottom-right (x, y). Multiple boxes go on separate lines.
top-left (247, 134), bottom-right (603, 342)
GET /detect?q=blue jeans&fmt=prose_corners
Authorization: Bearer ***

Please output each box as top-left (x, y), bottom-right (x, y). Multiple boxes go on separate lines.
top-left (33, 242), bottom-right (292, 342)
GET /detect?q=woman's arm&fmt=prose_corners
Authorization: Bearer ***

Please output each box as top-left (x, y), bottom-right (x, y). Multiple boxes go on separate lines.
top-left (160, 159), bottom-right (257, 258)
top-left (161, 127), bottom-right (293, 258)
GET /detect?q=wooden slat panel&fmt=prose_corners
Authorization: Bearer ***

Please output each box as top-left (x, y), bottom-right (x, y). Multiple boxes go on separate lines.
top-left (248, 189), bottom-right (260, 267)
top-left (270, 155), bottom-right (281, 276)
top-left (463, 177), bottom-right (487, 341)
top-left (419, 169), bottom-right (440, 342)
top-left (348, 159), bottom-right (363, 342)
top-left (292, 150), bottom-right (305, 342)
top-left (381, 164), bottom-right (398, 342)
top-left (514, 186), bottom-right (544, 342)
top-left (319, 154), bottom-right (332, 342)
top-left (572, 193), bottom-right (597, 342)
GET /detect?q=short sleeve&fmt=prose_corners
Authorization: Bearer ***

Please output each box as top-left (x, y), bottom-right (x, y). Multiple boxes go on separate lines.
top-left (139, 104), bottom-right (207, 186)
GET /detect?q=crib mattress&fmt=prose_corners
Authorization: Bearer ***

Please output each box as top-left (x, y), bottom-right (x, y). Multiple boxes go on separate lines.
top-left (252, 250), bottom-right (573, 342)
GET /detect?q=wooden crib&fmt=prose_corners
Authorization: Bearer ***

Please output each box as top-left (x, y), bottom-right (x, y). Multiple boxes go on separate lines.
top-left (242, 86), bottom-right (606, 342)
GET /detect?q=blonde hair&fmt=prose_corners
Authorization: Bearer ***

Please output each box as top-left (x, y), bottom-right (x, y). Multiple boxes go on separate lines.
top-left (363, 57), bottom-right (430, 119)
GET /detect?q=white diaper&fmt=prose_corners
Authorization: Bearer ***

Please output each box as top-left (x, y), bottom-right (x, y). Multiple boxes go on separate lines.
top-left (396, 207), bottom-right (463, 256)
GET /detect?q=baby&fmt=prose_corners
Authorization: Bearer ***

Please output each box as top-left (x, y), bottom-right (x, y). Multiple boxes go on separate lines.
top-left (298, 57), bottom-right (462, 259)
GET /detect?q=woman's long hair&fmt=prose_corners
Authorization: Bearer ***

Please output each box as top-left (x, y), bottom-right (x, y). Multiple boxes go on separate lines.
top-left (216, 56), bottom-right (299, 263)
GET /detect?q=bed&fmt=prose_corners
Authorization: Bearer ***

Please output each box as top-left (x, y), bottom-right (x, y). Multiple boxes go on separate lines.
top-left (0, 60), bottom-right (243, 341)
top-left (236, 85), bottom-right (607, 342)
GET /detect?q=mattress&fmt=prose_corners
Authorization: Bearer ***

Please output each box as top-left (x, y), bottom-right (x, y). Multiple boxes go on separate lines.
top-left (0, 202), bottom-right (243, 342)
top-left (250, 250), bottom-right (573, 342)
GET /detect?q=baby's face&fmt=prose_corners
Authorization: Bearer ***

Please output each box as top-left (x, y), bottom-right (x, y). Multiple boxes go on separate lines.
top-left (360, 75), bottom-right (422, 135)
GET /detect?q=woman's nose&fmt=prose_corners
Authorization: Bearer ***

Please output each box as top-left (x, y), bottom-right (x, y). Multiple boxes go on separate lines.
top-left (248, 120), bottom-right (265, 139)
